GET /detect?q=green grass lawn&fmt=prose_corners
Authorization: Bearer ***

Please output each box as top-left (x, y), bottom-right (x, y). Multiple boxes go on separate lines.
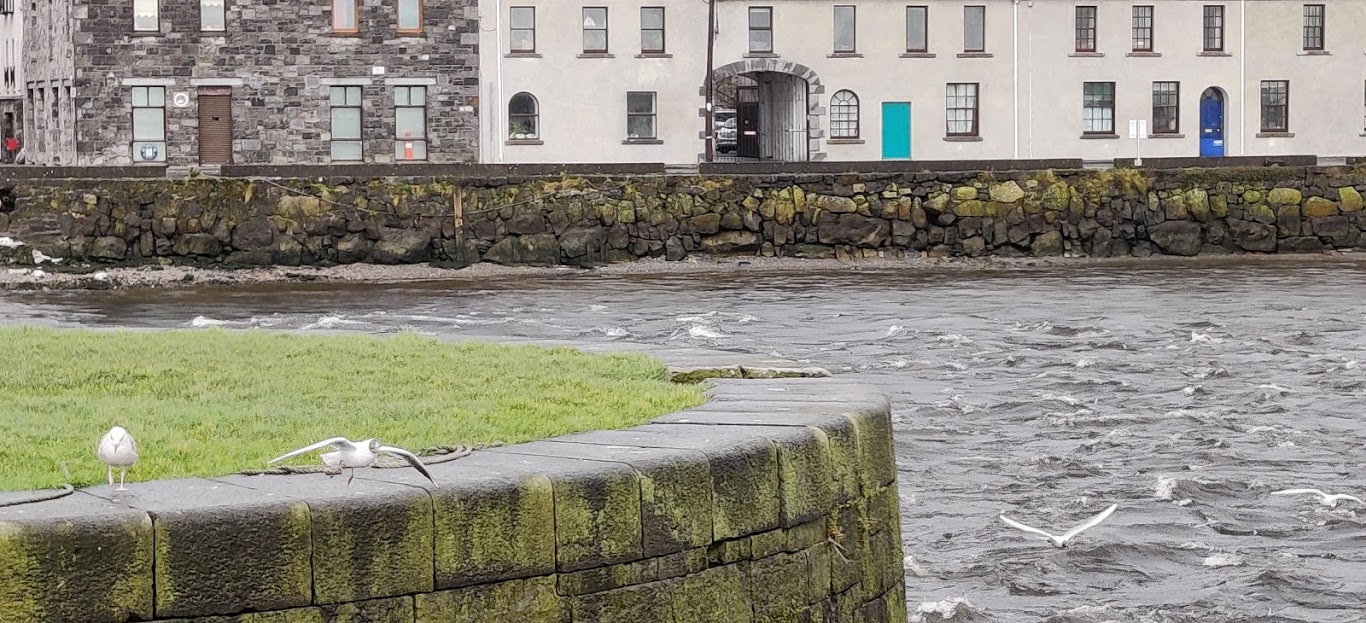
top-left (0, 326), bottom-right (703, 491)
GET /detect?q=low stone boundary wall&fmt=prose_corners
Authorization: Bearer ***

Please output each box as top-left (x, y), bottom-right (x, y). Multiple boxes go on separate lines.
top-left (0, 367), bottom-right (906, 623)
top-left (8, 165), bottom-right (1363, 267)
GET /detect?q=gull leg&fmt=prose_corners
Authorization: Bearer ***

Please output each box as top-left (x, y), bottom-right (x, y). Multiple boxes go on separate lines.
top-left (107, 466), bottom-right (114, 488)
top-left (116, 467), bottom-right (128, 492)
top-left (347, 468), bottom-right (356, 486)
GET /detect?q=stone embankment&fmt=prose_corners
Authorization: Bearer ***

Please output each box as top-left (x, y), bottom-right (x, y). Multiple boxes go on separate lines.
top-left (3, 165), bottom-right (1362, 268)
top-left (0, 342), bottom-right (907, 623)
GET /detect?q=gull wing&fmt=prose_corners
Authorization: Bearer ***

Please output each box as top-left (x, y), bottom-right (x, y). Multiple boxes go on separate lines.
top-left (377, 445), bottom-right (437, 485)
top-left (1060, 504), bottom-right (1118, 542)
top-left (1333, 494), bottom-right (1364, 505)
top-left (1271, 489), bottom-right (1326, 498)
top-left (270, 437), bottom-right (354, 464)
top-left (999, 515), bottom-right (1058, 542)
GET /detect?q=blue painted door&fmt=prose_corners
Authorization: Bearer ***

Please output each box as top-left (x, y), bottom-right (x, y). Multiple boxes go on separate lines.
top-left (1199, 94), bottom-right (1224, 158)
top-left (881, 102), bottom-right (911, 160)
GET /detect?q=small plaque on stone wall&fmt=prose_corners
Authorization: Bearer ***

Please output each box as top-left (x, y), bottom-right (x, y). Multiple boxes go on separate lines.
top-left (172, 92), bottom-right (190, 107)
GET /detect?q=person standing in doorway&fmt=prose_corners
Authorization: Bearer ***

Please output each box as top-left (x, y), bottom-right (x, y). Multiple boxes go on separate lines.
top-left (3, 135), bottom-right (16, 164)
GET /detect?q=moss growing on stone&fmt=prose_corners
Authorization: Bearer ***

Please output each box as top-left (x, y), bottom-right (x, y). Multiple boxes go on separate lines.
top-left (433, 473), bottom-right (556, 588)
top-left (552, 465), bottom-right (644, 571)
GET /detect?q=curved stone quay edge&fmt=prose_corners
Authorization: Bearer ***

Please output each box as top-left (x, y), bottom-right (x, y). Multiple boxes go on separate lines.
top-left (0, 339), bottom-right (908, 623)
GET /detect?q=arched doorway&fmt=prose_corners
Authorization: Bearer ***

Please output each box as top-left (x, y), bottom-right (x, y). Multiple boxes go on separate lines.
top-left (1199, 87), bottom-right (1226, 158)
top-left (706, 60), bottom-right (825, 162)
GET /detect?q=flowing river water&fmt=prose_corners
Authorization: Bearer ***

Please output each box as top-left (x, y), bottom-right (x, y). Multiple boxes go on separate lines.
top-left (4, 259), bottom-right (1366, 622)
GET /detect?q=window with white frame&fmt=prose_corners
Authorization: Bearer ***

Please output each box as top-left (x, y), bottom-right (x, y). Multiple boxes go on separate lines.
top-left (829, 90), bottom-right (859, 139)
top-left (394, 86), bottom-right (426, 160)
top-left (1082, 82), bottom-right (1115, 134)
top-left (200, 0), bottom-right (225, 31)
top-left (133, 0), bottom-right (159, 31)
top-left (946, 83), bottom-right (978, 137)
top-left (330, 86), bottom-right (363, 161)
top-left (131, 86), bottom-right (165, 162)
top-left (626, 91), bottom-right (656, 140)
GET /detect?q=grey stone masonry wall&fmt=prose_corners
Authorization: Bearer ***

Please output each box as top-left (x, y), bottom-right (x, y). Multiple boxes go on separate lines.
top-left (52, 0), bottom-right (479, 166)
top-left (21, 0), bottom-right (77, 165)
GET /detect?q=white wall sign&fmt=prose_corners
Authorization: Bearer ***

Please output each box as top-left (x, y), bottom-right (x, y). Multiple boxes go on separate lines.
top-left (172, 92), bottom-right (190, 107)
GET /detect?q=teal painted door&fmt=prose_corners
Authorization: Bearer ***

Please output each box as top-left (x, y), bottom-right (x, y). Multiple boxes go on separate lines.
top-left (881, 102), bottom-right (911, 159)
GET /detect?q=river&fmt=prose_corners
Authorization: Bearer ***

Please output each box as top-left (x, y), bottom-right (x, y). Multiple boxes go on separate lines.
top-left (4, 259), bottom-right (1366, 622)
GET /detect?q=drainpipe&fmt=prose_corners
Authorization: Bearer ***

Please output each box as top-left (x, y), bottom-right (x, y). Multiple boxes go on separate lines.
top-left (1012, 0), bottom-right (1019, 159)
top-left (1238, 0), bottom-right (1245, 155)
top-left (495, 0), bottom-right (504, 163)
top-left (1026, 0), bottom-right (1033, 158)
top-left (703, 0), bottom-right (716, 163)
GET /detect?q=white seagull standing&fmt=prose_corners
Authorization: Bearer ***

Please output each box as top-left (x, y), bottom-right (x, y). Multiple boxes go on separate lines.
top-left (97, 426), bottom-right (139, 491)
top-left (999, 504), bottom-right (1118, 548)
top-left (269, 437), bottom-right (435, 485)
top-left (1270, 488), bottom-right (1364, 508)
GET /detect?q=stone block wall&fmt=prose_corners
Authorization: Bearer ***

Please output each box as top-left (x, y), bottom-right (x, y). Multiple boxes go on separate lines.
top-left (24, 0), bottom-right (480, 166)
top-left (3, 165), bottom-right (1366, 267)
top-left (0, 377), bottom-right (907, 623)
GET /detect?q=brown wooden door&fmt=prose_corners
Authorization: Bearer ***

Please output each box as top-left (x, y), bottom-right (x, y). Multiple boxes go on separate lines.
top-left (197, 88), bottom-right (233, 165)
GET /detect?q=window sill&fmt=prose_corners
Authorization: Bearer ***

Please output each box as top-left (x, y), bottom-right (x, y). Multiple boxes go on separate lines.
top-left (744, 52), bottom-right (778, 58)
top-left (577, 53), bottom-right (615, 58)
top-left (900, 52), bottom-right (935, 58)
top-left (825, 138), bottom-right (864, 145)
top-left (1069, 52), bottom-right (1103, 57)
top-left (622, 138), bottom-right (663, 145)
top-left (943, 136), bottom-right (982, 142)
top-left (1147, 133), bottom-right (1184, 139)
top-left (957, 52), bottom-right (992, 58)
top-left (1126, 51), bottom-right (1160, 57)
top-left (1297, 50), bottom-right (1329, 56)
top-left (1198, 51), bottom-right (1231, 57)
top-left (1256, 132), bottom-right (1294, 138)
top-left (396, 31), bottom-right (423, 37)
top-left (636, 53), bottom-right (672, 58)
top-left (506, 52), bottom-right (541, 58)
top-left (1080, 133), bottom-right (1119, 140)
top-left (827, 52), bottom-right (862, 58)
top-left (506, 139), bottom-right (543, 145)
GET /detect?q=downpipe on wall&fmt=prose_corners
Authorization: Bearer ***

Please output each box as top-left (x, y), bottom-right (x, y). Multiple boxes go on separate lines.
top-left (1012, 0), bottom-right (1018, 159)
top-left (1239, 0), bottom-right (1245, 156)
top-left (494, 0), bottom-right (505, 163)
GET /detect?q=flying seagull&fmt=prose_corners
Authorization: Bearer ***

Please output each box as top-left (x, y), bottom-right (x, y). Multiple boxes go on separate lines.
top-left (1270, 488), bottom-right (1364, 508)
top-left (269, 437), bottom-right (435, 485)
top-left (999, 504), bottom-right (1118, 548)
top-left (97, 426), bottom-right (138, 491)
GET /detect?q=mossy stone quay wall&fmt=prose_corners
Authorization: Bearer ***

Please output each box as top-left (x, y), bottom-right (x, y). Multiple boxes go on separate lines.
top-left (0, 377), bottom-right (907, 623)
top-left (4, 165), bottom-right (1364, 267)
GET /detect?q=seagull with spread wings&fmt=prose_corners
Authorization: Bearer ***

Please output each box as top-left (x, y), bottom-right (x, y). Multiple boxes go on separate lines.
top-left (269, 437), bottom-right (435, 485)
top-left (1271, 488), bottom-right (1363, 508)
top-left (999, 503), bottom-right (1118, 548)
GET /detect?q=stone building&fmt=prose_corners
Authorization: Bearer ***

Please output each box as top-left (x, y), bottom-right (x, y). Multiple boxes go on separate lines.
top-left (23, 0), bottom-right (480, 167)
top-left (0, 0), bottom-right (21, 162)
top-left (479, 0), bottom-right (1366, 165)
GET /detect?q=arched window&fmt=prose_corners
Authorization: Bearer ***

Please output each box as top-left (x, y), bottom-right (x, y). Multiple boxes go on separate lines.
top-left (830, 90), bottom-right (859, 139)
top-left (508, 92), bottom-right (539, 139)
